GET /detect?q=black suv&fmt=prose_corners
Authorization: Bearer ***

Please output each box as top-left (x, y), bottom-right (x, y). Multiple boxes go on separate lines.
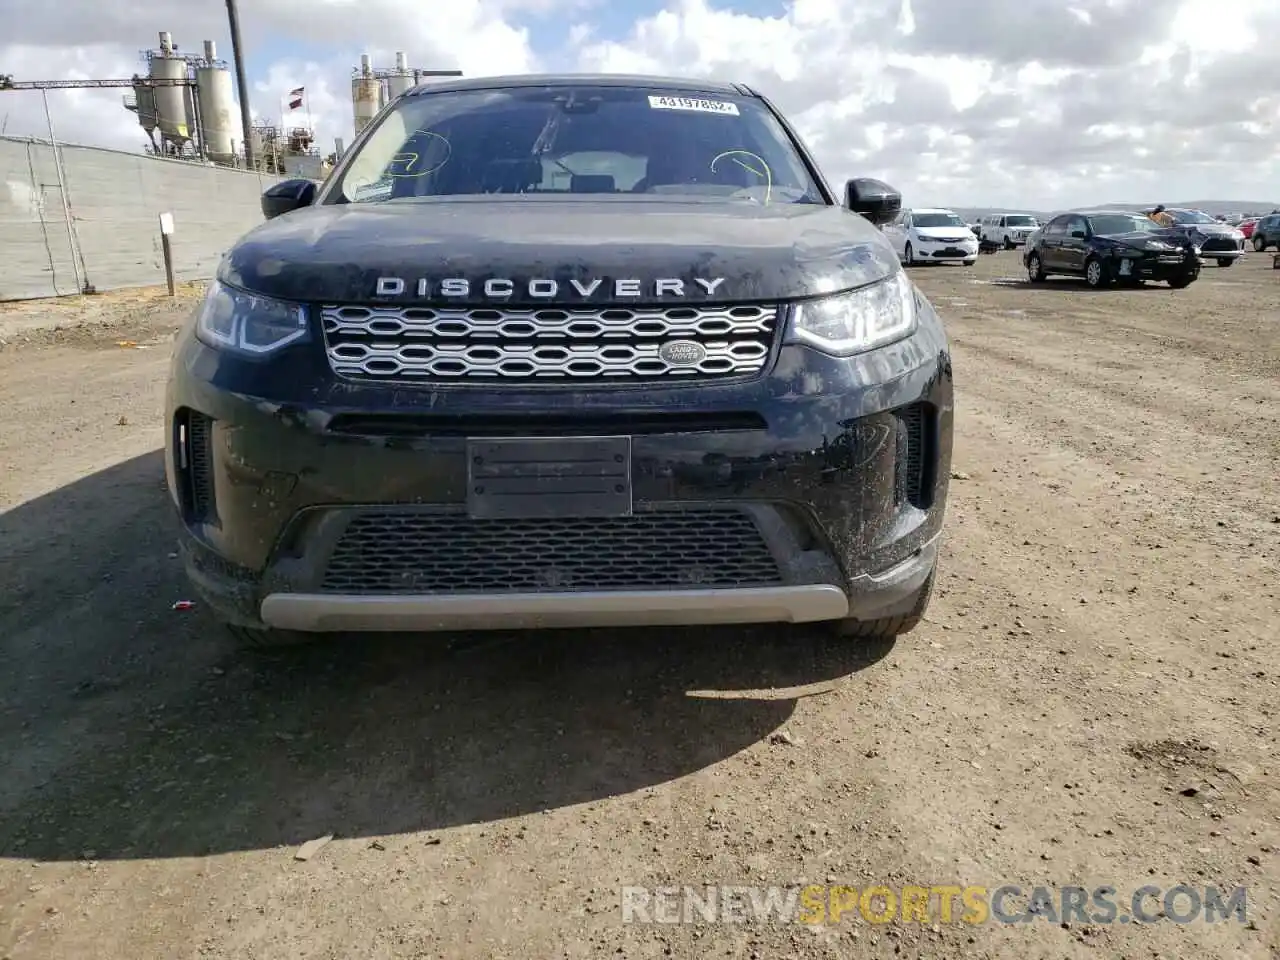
top-left (1024, 210), bottom-right (1200, 289)
top-left (164, 74), bottom-right (954, 648)
top-left (1251, 213), bottom-right (1280, 252)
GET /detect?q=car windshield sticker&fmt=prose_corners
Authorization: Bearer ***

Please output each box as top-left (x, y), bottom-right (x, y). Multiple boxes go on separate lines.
top-left (647, 95), bottom-right (740, 116)
top-left (351, 180), bottom-right (393, 202)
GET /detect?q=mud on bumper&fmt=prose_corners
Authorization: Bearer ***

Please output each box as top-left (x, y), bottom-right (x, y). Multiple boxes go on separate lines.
top-left (179, 503), bottom-right (940, 633)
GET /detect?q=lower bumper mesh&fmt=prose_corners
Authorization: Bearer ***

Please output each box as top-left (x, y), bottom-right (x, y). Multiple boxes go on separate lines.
top-left (320, 508), bottom-right (784, 594)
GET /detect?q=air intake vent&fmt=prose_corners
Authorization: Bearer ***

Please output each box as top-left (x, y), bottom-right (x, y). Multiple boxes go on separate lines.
top-left (176, 409), bottom-right (216, 523)
top-left (319, 509), bottom-right (784, 594)
top-left (894, 403), bottom-right (933, 509)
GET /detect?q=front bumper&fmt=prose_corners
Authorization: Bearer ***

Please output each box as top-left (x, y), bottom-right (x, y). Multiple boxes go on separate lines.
top-left (1108, 249), bottom-right (1200, 281)
top-left (165, 302), bottom-right (954, 632)
top-left (258, 537), bottom-right (940, 632)
top-left (913, 238), bottom-right (979, 261)
top-left (1197, 238), bottom-right (1245, 259)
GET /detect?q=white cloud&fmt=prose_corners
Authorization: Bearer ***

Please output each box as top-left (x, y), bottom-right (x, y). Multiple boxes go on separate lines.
top-left (1, 0), bottom-right (1277, 208)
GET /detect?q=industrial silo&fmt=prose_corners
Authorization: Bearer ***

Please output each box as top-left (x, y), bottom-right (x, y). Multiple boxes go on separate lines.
top-left (150, 31), bottom-right (193, 149)
top-left (195, 40), bottom-right (236, 164)
top-left (351, 54), bottom-right (382, 137)
top-left (385, 52), bottom-right (414, 100)
top-left (131, 77), bottom-right (160, 140)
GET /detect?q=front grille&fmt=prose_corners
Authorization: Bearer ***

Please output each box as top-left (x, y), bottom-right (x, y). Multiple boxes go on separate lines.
top-left (894, 404), bottom-right (930, 509)
top-left (320, 303), bottom-right (778, 383)
top-left (176, 408), bottom-right (216, 523)
top-left (319, 509), bottom-right (783, 594)
top-left (1199, 237), bottom-right (1241, 253)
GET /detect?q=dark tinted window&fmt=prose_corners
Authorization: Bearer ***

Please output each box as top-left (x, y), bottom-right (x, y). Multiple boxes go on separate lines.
top-left (331, 85), bottom-right (823, 205)
top-left (1087, 214), bottom-right (1158, 235)
top-left (1169, 209), bottom-right (1218, 225)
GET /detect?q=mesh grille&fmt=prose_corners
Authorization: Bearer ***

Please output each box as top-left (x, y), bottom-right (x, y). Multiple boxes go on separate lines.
top-left (320, 509), bottom-right (783, 594)
top-left (1199, 237), bottom-right (1241, 253)
top-left (182, 410), bottom-right (215, 522)
top-left (319, 303), bottom-right (777, 382)
top-left (895, 404), bottom-right (927, 509)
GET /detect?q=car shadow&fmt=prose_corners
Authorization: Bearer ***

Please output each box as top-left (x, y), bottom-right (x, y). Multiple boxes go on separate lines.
top-left (983, 277), bottom-right (1166, 291)
top-left (0, 450), bottom-right (892, 862)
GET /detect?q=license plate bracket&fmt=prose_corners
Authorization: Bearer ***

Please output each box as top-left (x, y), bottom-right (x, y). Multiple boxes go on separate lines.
top-left (466, 436), bottom-right (633, 519)
top-left (1119, 259), bottom-right (1132, 276)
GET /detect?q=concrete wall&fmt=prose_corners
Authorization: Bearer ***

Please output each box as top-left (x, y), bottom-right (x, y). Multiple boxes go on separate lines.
top-left (0, 136), bottom-right (289, 302)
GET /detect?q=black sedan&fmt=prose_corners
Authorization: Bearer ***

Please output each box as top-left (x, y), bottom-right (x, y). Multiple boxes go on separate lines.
top-left (1023, 210), bottom-right (1201, 289)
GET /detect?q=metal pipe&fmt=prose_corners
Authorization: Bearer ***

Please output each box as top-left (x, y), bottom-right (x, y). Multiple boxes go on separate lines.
top-left (190, 76), bottom-right (205, 161)
top-left (225, 0), bottom-right (254, 168)
top-left (41, 89), bottom-right (85, 294)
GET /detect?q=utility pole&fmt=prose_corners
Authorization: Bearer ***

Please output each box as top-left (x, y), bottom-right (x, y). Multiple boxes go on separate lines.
top-left (225, 0), bottom-right (254, 168)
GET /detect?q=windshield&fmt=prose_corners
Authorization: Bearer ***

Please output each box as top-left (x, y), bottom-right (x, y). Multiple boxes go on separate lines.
top-left (913, 212), bottom-right (966, 228)
top-left (331, 85), bottom-right (824, 205)
top-left (1088, 214), bottom-right (1159, 235)
top-left (1005, 215), bottom-right (1037, 226)
top-left (1170, 209), bottom-right (1219, 225)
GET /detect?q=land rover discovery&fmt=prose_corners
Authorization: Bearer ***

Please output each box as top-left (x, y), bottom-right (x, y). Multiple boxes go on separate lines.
top-left (164, 74), bottom-right (954, 648)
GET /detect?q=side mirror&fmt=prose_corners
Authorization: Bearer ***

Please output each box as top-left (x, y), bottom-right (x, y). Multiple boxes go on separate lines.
top-left (262, 178), bottom-right (317, 219)
top-left (845, 177), bottom-right (901, 225)
top-left (1070, 230), bottom-right (1087, 239)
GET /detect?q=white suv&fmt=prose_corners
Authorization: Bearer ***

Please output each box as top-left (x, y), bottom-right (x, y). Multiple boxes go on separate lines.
top-left (980, 213), bottom-right (1040, 248)
top-left (882, 208), bottom-right (979, 266)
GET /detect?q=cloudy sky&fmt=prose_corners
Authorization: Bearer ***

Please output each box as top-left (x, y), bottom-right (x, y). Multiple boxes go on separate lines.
top-left (1, 0), bottom-right (1276, 209)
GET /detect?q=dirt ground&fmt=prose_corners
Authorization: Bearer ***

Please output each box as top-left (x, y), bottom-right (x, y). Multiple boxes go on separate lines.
top-left (0, 252), bottom-right (1276, 960)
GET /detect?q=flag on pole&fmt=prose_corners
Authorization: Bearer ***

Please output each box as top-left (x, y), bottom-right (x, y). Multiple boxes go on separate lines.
top-left (288, 87), bottom-right (305, 110)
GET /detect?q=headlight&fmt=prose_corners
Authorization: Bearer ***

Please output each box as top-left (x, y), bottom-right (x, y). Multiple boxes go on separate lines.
top-left (787, 270), bottom-right (916, 357)
top-left (195, 280), bottom-right (309, 356)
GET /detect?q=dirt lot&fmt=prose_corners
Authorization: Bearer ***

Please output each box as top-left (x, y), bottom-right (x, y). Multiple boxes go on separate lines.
top-left (0, 253), bottom-right (1276, 960)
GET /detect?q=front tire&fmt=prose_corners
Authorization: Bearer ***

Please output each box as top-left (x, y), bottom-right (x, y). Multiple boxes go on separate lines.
top-left (1026, 251), bottom-right (1046, 283)
top-left (1004, 237), bottom-right (1015, 250)
top-left (830, 571), bottom-right (935, 640)
top-left (1216, 257), bottom-right (1234, 268)
top-left (903, 242), bottom-right (914, 266)
top-left (1084, 256), bottom-right (1109, 288)
top-left (1253, 235), bottom-right (1268, 252)
top-left (963, 259), bottom-right (976, 266)
top-left (1168, 269), bottom-right (1198, 289)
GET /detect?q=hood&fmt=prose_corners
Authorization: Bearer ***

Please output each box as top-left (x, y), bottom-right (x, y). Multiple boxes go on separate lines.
top-left (913, 225), bottom-right (974, 241)
top-left (220, 198), bottom-right (900, 306)
top-left (1096, 230), bottom-right (1190, 252)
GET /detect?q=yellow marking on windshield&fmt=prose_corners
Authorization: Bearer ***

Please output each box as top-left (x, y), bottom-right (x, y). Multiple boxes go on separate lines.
top-left (710, 150), bottom-right (773, 204)
top-left (386, 130), bottom-right (452, 177)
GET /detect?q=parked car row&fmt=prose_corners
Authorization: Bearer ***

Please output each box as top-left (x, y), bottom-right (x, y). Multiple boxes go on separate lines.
top-left (887, 200), bottom-right (1270, 284)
